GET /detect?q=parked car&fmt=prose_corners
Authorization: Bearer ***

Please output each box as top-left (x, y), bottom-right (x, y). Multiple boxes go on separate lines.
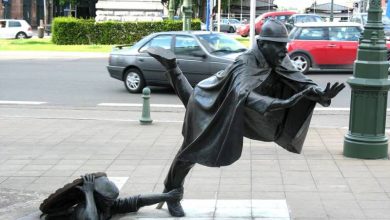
top-left (350, 13), bottom-right (390, 40)
top-left (107, 31), bottom-right (247, 93)
top-left (287, 22), bottom-right (390, 74)
top-left (213, 18), bottom-right (243, 33)
top-left (285, 14), bottom-right (323, 32)
top-left (236, 11), bottom-right (296, 37)
top-left (0, 19), bottom-right (33, 39)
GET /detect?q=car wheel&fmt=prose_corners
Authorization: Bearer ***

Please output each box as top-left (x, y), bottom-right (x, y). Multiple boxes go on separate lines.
top-left (290, 53), bottom-right (311, 74)
top-left (124, 68), bottom-right (145, 93)
top-left (229, 27), bottom-right (235, 33)
top-left (15, 32), bottom-right (27, 39)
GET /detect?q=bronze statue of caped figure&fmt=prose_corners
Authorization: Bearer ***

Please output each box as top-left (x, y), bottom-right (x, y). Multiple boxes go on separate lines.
top-left (40, 19), bottom-right (344, 219)
top-left (147, 18), bottom-right (344, 217)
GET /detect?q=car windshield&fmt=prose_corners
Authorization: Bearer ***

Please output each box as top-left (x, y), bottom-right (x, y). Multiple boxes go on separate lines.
top-left (362, 14), bottom-right (390, 25)
top-left (197, 34), bottom-right (247, 53)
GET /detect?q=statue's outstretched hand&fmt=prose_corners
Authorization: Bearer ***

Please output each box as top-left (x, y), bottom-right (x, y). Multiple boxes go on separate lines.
top-left (321, 82), bottom-right (345, 100)
top-left (305, 82), bottom-right (345, 102)
top-left (76, 174), bottom-right (95, 194)
top-left (147, 47), bottom-right (177, 70)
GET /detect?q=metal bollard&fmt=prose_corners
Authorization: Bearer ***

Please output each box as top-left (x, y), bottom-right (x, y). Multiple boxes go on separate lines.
top-left (140, 87), bottom-right (153, 125)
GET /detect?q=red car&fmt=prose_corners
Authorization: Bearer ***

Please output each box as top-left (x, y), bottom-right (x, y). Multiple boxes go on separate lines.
top-left (236, 11), bottom-right (296, 37)
top-left (287, 22), bottom-right (390, 74)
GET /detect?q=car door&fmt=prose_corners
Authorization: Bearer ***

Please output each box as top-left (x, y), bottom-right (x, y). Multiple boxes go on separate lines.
top-left (328, 26), bottom-right (360, 67)
top-left (219, 19), bottom-right (229, 32)
top-left (174, 35), bottom-right (210, 85)
top-left (8, 20), bottom-right (21, 38)
top-left (137, 34), bottom-right (173, 84)
top-left (293, 27), bottom-right (331, 65)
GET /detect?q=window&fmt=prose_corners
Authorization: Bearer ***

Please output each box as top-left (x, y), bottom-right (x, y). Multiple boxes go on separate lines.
top-left (296, 27), bottom-right (327, 40)
top-left (296, 16), bottom-right (306, 23)
top-left (139, 35), bottom-right (172, 52)
top-left (276, 15), bottom-right (288, 23)
top-left (174, 35), bottom-right (202, 56)
top-left (228, 19), bottom-right (240, 24)
top-left (329, 26), bottom-right (360, 41)
top-left (0, 21), bottom-right (6, 28)
top-left (9, 21), bottom-right (21, 27)
top-left (198, 34), bottom-right (246, 53)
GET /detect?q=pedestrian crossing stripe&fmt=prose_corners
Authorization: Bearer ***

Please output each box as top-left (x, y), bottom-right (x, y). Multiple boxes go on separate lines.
top-left (0, 101), bottom-right (47, 105)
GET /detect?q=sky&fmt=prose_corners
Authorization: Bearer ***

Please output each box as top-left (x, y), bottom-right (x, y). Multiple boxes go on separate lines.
top-left (273, 0), bottom-right (354, 11)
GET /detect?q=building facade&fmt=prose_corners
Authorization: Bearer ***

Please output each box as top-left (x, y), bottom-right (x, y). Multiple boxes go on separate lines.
top-left (0, 0), bottom-right (95, 27)
top-left (95, 0), bottom-right (163, 22)
top-left (1, 0), bottom-right (45, 27)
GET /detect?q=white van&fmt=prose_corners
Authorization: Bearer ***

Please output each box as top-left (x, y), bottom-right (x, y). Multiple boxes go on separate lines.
top-left (0, 19), bottom-right (33, 39)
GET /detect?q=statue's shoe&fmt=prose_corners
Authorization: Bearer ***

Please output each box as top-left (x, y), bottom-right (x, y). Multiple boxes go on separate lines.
top-left (156, 186), bottom-right (185, 217)
top-left (146, 47), bottom-right (177, 69)
top-left (167, 200), bottom-right (185, 217)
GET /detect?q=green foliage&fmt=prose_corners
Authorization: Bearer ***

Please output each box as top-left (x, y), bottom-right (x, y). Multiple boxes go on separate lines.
top-left (52, 17), bottom-right (202, 45)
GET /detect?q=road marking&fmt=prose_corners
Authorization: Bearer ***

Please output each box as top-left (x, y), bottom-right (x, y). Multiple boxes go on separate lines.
top-left (97, 103), bottom-right (390, 112)
top-left (129, 199), bottom-right (290, 218)
top-left (98, 103), bottom-right (184, 108)
top-left (0, 101), bottom-right (47, 105)
top-left (315, 107), bottom-right (350, 111)
top-left (108, 176), bottom-right (129, 190)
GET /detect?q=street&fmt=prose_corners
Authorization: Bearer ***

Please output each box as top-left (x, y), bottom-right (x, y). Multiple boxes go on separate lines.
top-left (0, 57), bottom-right (362, 108)
top-left (0, 58), bottom-right (180, 107)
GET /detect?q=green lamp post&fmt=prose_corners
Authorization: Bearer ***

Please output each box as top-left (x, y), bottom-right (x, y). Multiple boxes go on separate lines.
top-left (343, 0), bottom-right (390, 159)
top-left (168, 0), bottom-right (175, 20)
top-left (182, 0), bottom-right (192, 30)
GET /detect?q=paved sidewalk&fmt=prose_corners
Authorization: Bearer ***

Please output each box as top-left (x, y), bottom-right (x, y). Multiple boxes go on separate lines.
top-left (0, 106), bottom-right (389, 219)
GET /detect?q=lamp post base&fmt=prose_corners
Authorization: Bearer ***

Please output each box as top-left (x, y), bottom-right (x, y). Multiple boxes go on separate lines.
top-left (343, 133), bottom-right (388, 159)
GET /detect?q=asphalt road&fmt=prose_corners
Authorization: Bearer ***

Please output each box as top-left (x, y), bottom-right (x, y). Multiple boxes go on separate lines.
top-left (0, 57), bottom-right (378, 108)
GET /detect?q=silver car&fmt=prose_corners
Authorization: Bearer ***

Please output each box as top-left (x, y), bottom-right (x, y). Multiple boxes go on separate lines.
top-left (107, 31), bottom-right (247, 93)
top-left (213, 18), bottom-right (243, 33)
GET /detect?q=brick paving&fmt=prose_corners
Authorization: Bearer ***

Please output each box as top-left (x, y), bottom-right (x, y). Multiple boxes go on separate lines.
top-left (0, 107), bottom-right (389, 219)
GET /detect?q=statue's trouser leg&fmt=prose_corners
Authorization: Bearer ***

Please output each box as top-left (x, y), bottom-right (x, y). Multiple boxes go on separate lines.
top-left (166, 67), bottom-right (193, 107)
top-left (111, 196), bottom-right (140, 214)
top-left (164, 157), bottom-right (195, 191)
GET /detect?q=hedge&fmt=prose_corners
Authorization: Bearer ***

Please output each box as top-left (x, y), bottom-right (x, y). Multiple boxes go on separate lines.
top-left (51, 17), bottom-right (202, 45)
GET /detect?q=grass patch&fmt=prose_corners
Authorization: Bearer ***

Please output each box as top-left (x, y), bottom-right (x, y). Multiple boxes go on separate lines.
top-left (0, 35), bottom-right (250, 52)
top-left (234, 36), bottom-right (250, 48)
top-left (0, 38), bottom-right (113, 52)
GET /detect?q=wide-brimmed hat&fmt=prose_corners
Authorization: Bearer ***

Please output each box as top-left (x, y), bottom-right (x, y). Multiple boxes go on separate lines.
top-left (257, 18), bottom-right (290, 43)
